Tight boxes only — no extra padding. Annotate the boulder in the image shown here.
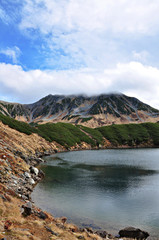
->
[28,178,35,185]
[119,227,149,239]
[22,201,32,216]
[30,166,39,175]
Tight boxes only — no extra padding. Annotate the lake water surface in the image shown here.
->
[32,149,159,238]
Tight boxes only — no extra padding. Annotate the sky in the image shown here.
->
[0,0,159,108]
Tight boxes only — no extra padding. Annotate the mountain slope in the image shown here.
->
[0,112,159,148]
[0,93,159,127]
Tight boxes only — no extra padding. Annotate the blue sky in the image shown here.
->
[0,0,159,108]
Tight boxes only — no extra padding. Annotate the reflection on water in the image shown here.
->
[32,149,159,238]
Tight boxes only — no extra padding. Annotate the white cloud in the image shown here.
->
[17,0,159,69]
[20,0,159,35]
[0,61,159,109]
[0,46,21,64]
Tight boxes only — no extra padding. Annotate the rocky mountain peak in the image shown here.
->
[0,93,159,127]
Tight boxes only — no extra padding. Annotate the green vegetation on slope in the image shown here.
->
[142,122,159,146]
[0,113,37,135]
[78,125,103,145]
[97,123,159,146]
[37,122,95,147]
[0,112,159,148]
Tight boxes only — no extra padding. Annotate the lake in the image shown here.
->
[32,148,159,238]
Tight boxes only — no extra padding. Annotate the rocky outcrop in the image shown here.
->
[119,227,149,239]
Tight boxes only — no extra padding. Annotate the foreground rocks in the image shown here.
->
[119,227,149,239]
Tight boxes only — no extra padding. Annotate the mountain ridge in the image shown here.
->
[0,93,159,127]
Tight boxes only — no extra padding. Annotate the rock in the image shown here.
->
[95,230,108,238]
[30,166,39,175]
[119,227,149,239]
[22,201,32,216]
[45,226,58,236]
[107,233,114,239]
[28,178,35,185]
[36,157,44,162]
[86,227,94,234]
[17,187,22,193]
[21,195,28,200]
[25,185,32,191]
[38,211,47,220]
[24,172,31,178]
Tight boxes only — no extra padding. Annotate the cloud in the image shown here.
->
[0,46,21,64]
[0,61,159,109]
[20,0,159,35]
[16,0,159,69]
[0,7,10,24]
[0,1,158,112]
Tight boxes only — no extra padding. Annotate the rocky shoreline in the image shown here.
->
[0,121,151,239]
[1,152,150,240]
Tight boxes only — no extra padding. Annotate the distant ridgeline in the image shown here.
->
[0,93,159,127]
[0,113,159,148]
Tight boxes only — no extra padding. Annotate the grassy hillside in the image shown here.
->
[78,125,104,145]
[97,123,159,146]
[37,122,95,147]
[0,113,159,148]
[0,113,37,135]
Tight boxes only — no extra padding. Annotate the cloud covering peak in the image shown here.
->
[0,0,159,108]
[0,62,158,109]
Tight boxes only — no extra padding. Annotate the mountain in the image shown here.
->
[0,93,159,127]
